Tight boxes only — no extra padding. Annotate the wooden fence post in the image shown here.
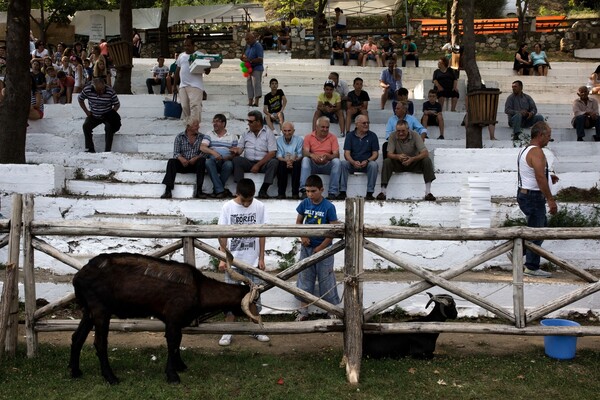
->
[5,194,23,357]
[343,198,364,385]
[0,263,17,360]
[182,237,196,267]
[23,194,38,357]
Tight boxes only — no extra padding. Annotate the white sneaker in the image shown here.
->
[524,268,552,278]
[219,334,232,346]
[251,334,270,342]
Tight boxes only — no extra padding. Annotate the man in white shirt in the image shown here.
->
[146,56,170,94]
[174,37,210,123]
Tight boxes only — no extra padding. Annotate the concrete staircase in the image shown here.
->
[1,53,600,316]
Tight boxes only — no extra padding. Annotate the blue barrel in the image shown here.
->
[540,319,580,360]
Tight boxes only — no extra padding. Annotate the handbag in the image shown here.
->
[163,93,182,119]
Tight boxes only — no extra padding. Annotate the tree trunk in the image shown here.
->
[446,1,451,44]
[516,0,529,45]
[159,0,171,58]
[114,0,133,94]
[462,0,483,149]
[0,0,31,164]
[451,0,460,47]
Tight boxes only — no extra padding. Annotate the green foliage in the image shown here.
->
[503,206,600,227]
[556,186,600,203]
[266,239,300,271]
[390,216,420,227]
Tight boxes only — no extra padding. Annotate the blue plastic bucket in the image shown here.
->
[540,319,580,360]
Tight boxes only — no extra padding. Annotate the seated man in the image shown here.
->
[263,78,287,133]
[378,120,436,201]
[200,113,237,198]
[401,36,419,67]
[146,56,170,94]
[379,60,402,110]
[78,77,121,152]
[392,87,414,115]
[572,86,600,142]
[345,36,362,65]
[340,115,379,200]
[345,77,370,135]
[276,121,303,199]
[232,110,278,199]
[300,116,342,200]
[380,36,397,65]
[160,118,208,199]
[277,21,291,53]
[505,80,544,140]
[361,36,382,67]
[383,101,428,157]
[421,89,445,139]
[330,35,348,66]
[312,80,345,137]
[261,28,274,50]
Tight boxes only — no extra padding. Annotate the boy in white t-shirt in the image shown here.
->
[218,178,270,346]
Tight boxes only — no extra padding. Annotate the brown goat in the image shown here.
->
[69,252,261,384]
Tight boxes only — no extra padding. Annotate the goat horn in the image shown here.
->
[224,248,252,286]
[241,287,263,327]
[425,292,434,309]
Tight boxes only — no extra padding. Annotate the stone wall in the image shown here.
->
[561,20,600,52]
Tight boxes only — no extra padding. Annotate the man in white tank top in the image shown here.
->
[516,121,559,277]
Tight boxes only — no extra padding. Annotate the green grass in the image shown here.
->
[1,344,599,399]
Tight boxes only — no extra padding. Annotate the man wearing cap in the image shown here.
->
[313,80,345,137]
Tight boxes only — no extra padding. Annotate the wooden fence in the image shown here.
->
[2,193,600,383]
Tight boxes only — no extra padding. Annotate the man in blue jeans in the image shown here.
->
[515,121,559,277]
[200,114,236,198]
[505,80,545,140]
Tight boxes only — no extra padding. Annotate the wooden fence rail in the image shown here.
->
[1,194,600,384]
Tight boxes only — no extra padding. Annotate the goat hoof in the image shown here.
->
[104,375,120,385]
[70,368,83,379]
[175,363,188,372]
[167,373,181,384]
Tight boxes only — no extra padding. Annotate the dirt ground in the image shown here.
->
[21,326,600,357]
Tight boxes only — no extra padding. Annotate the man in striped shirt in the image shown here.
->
[78,77,121,152]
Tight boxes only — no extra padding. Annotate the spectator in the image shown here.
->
[572,86,600,142]
[313,80,345,136]
[242,31,263,107]
[31,40,49,63]
[56,70,74,103]
[345,36,362,65]
[217,178,270,346]
[71,55,85,94]
[378,120,436,201]
[73,41,88,61]
[43,66,61,104]
[132,29,142,58]
[401,37,419,67]
[89,45,102,65]
[361,36,382,67]
[379,60,402,109]
[515,121,558,277]
[83,58,93,84]
[78,77,121,153]
[263,78,287,133]
[160,118,208,199]
[330,35,348,66]
[58,56,74,78]
[277,21,291,54]
[513,44,532,76]
[166,51,180,94]
[232,110,278,199]
[275,121,303,199]
[334,7,347,30]
[200,114,237,198]
[328,71,349,108]
[93,55,111,87]
[421,89,445,140]
[294,174,341,322]
[53,42,65,65]
[299,116,341,200]
[504,80,544,140]
[433,56,459,112]
[175,37,211,123]
[146,56,169,95]
[28,75,44,120]
[590,65,600,94]
[261,28,274,50]
[340,114,379,201]
[384,101,428,157]
[345,77,370,135]
[380,36,397,65]
[41,56,55,75]
[530,43,550,76]
[392,87,414,115]
[30,60,46,93]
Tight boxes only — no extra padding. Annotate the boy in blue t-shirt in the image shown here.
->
[295,175,340,321]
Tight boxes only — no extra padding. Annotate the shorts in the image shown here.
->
[322,111,338,123]
[436,89,459,99]
[425,114,439,126]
